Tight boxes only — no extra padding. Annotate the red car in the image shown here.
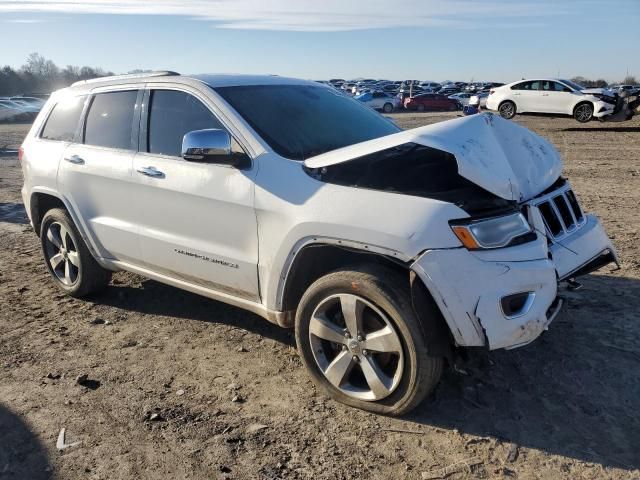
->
[404,93,461,112]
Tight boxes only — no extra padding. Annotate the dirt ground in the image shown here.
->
[1,113,639,480]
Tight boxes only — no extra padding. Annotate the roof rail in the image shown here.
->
[71,70,180,87]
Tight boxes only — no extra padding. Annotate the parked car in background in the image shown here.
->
[486,78,617,122]
[10,96,46,109]
[404,93,460,111]
[448,92,473,106]
[355,91,399,112]
[469,92,489,108]
[380,84,399,93]
[420,81,442,91]
[0,99,39,122]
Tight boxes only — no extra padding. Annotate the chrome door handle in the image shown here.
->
[136,166,164,178]
[64,155,84,165]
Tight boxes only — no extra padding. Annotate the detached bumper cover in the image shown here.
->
[549,214,619,280]
[411,249,558,350]
[592,100,615,118]
[411,214,616,350]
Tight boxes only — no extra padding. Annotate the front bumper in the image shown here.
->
[411,248,559,350]
[592,99,616,118]
[411,214,617,350]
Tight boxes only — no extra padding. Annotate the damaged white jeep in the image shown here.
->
[21,72,618,415]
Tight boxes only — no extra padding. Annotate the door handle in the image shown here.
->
[64,155,85,165]
[136,166,164,178]
[542,93,549,96]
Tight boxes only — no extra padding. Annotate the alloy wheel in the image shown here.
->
[575,104,592,122]
[309,293,404,401]
[44,222,80,286]
[499,102,515,118]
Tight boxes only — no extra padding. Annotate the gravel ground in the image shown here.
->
[1,113,639,480]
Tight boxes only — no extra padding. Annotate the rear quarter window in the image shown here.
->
[40,96,86,142]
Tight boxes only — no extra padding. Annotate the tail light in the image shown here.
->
[18,146,24,162]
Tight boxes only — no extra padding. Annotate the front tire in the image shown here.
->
[295,266,443,415]
[498,100,516,119]
[40,208,111,297]
[417,104,425,112]
[382,102,394,113]
[574,102,593,123]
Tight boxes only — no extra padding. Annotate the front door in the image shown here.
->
[132,88,260,301]
[539,81,577,114]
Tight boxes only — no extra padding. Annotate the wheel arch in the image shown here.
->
[29,189,102,260]
[30,190,68,236]
[573,100,594,113]
[498,99,517,113]
[278,242,453,357]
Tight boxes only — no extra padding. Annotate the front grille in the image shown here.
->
[533,187,585,240]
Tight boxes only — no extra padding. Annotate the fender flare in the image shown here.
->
[273,236,411,311]
[29,187,104,262]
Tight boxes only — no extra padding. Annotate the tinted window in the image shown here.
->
[512,81,540,91]
[553,82,572,92]
[41,96,85,142]
[148,90,225,157]
[215,85,399,160]
[84,91,138,149]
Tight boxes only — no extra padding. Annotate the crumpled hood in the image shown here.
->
[581,87,615,98]
[304,113,562,202]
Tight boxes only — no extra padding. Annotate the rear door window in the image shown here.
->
[512,81,540,91]
[40,96,86,142]
[84,90,138,150]
[147,90,225,157]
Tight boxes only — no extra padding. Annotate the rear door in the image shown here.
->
[131,86,260,301]
[510,81,541,112]
[57,87,142,263]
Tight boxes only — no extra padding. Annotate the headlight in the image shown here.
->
[450,212,533,250]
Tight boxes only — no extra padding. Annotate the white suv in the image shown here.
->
[21,72,618,415]
[486,78,617,122]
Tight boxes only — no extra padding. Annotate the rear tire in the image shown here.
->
[382,102,393,113]
[417,104,425,112]
[40,208,111,297]
[574,102,593,123]
[498,100,516,119]
[295,265,443,416]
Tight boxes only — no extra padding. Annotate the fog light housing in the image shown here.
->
[501,292,535,318]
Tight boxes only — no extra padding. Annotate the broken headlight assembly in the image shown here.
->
[449,212,535,250]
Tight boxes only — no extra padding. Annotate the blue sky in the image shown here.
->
[1,0,638,83]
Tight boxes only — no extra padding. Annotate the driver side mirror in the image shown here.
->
[181,128,241,166]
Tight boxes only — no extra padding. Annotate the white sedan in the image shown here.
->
[449,92,473,106]
[469,92,489,108]
[486,78,616,122]
[354,91,400,113]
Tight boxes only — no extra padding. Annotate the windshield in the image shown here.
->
[214,84,400,160]
[560,79,585,91]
